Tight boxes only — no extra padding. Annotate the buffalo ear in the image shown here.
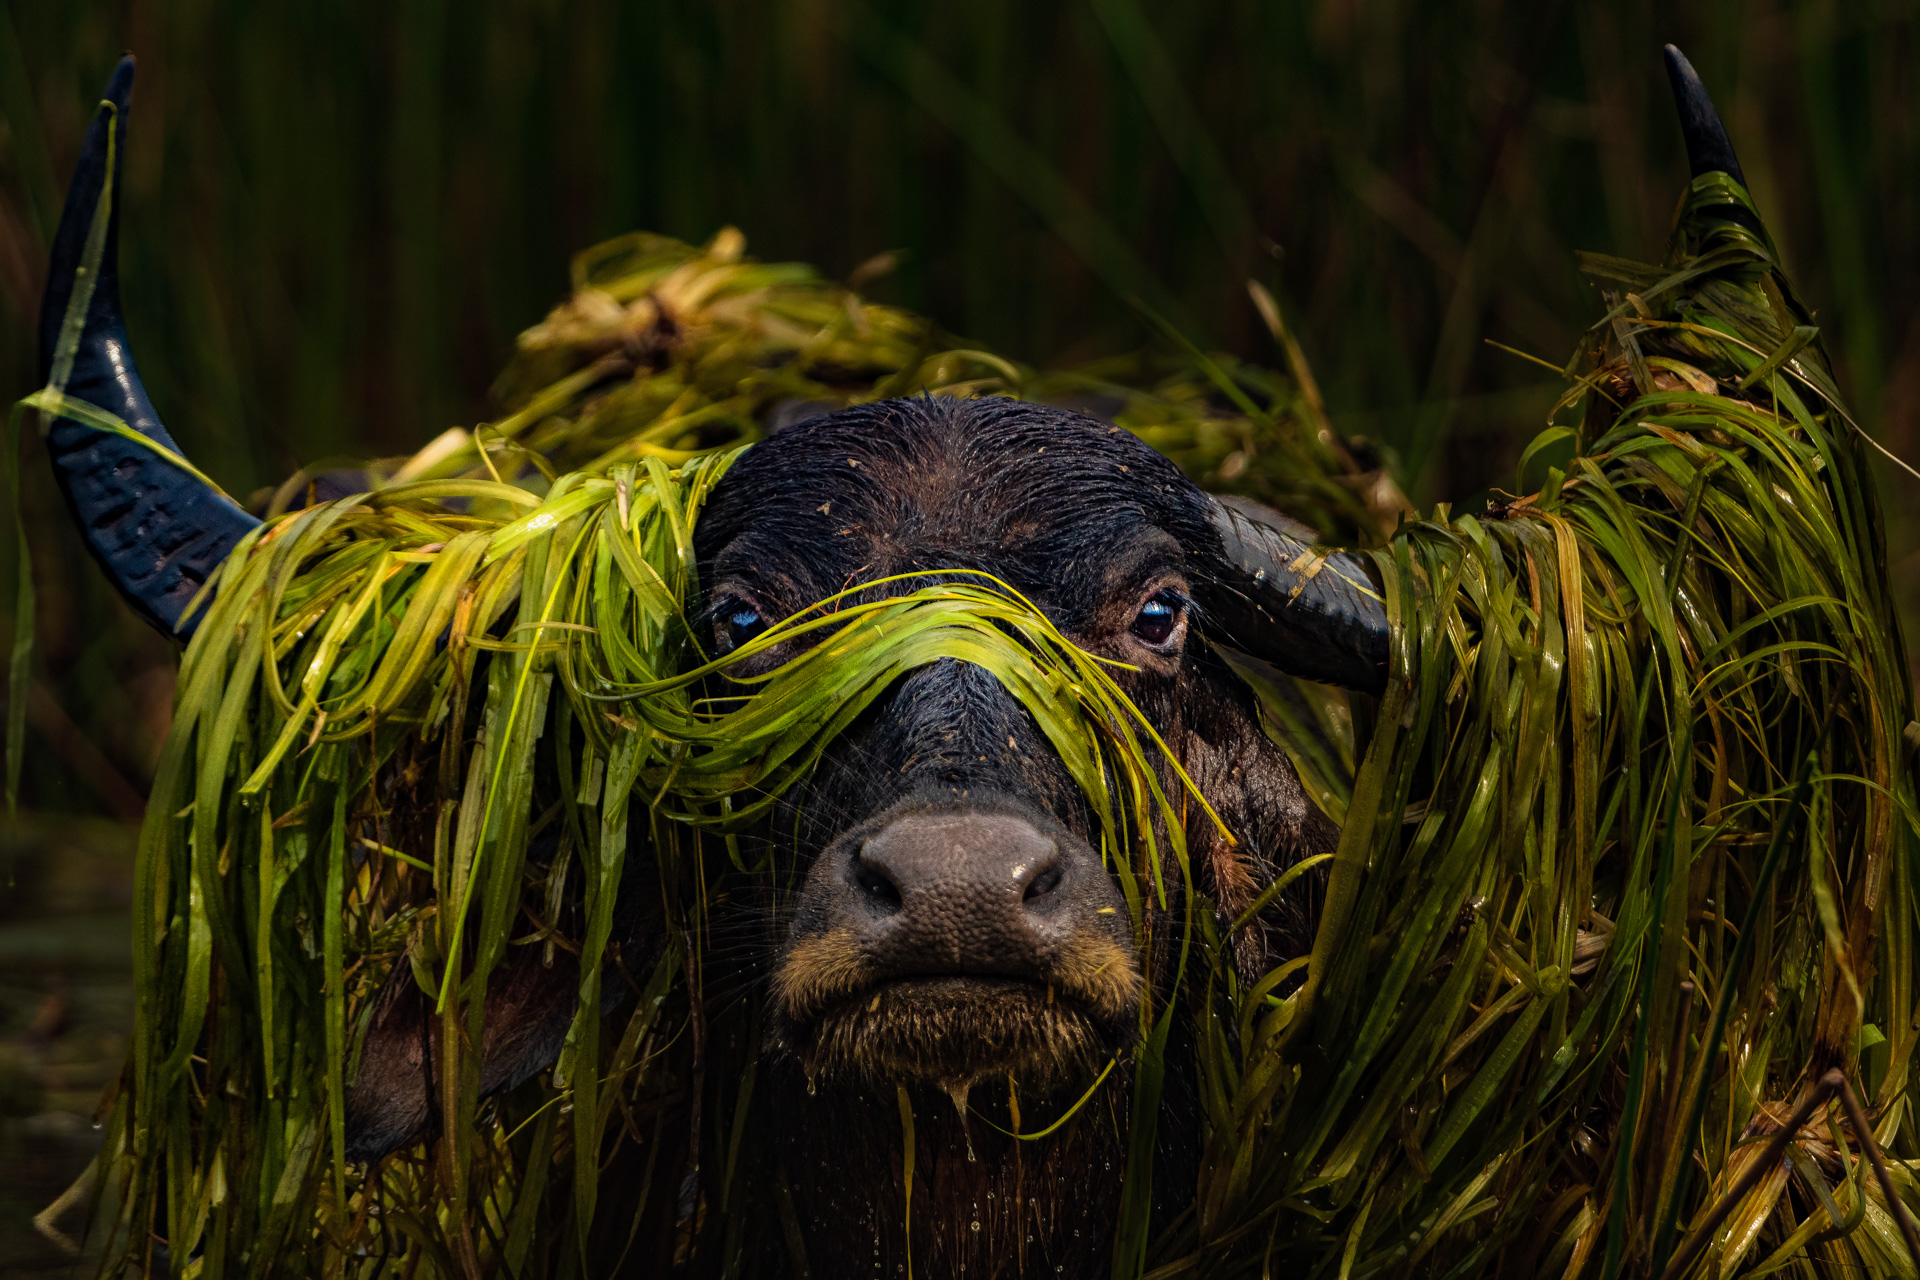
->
[346,827,665,1161]
[345,811,665,1162]
[1176,648,1336,980]
[344,946,582,1162]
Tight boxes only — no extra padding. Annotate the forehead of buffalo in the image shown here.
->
[693,397,1217,626]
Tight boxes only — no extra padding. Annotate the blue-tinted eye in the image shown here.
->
[715,602,765,653]
[1131,590,1184,646]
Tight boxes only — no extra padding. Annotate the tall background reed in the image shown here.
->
[0,0,1913,1267]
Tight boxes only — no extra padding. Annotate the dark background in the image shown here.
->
[0,0,1914,1269]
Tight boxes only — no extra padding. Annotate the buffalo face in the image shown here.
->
[693,395,1338,1105]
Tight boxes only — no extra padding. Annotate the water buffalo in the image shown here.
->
[34,47,1748,1279]
[312,389,1372,1273]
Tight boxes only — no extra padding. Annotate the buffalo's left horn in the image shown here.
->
[1195,496,1389,695]
[37,56,259,637]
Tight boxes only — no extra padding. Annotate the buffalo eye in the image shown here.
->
[714,600,766,654]
[1130,589,1186,647]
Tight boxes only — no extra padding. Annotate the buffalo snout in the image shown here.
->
[773,802,1141,1090]
[849,812,1116,975]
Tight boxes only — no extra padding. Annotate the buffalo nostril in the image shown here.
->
[854,863,903,914]
[1021,861,1064,903]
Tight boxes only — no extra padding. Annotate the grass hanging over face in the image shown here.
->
[101,444,1232,1275]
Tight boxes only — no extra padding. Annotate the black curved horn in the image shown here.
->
[1663,44,1748,188]
[36,56,259,637]
[1196,497,1389,695]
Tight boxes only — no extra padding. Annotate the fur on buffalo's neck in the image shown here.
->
[765,1058,1139,1277]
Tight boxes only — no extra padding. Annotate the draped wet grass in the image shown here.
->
[286,223,1406,547]
[133,479,1220,1275]
[48,149,1918,1278]
[1212,177,1920,1279]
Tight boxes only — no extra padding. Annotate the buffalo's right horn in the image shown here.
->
[37,56,259,637]
[1661,44,1766,244]
[1662,44,1747,187]
[1194,46,1765,696]
[1195,496,1389,696]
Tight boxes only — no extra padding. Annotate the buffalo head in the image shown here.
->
[693,396,1368,1101]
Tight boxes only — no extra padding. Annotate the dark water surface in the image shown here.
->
[0,816,136,1276]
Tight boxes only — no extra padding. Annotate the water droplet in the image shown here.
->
[971,1220,982,1232]
[946,1079,977,1161]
